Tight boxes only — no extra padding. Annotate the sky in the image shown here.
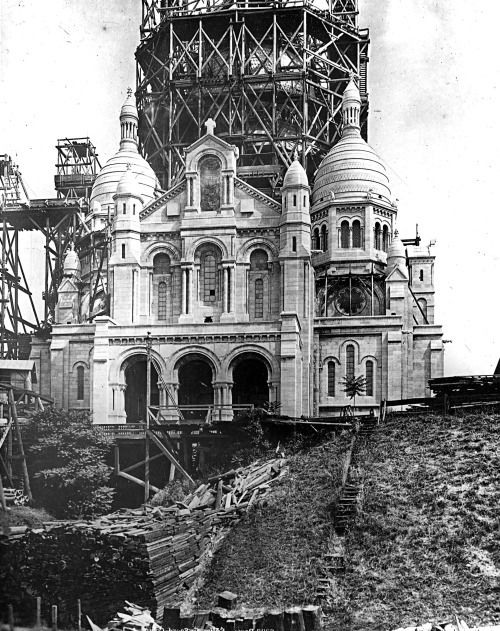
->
[1,0,499,376]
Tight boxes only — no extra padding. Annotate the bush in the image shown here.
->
[26,409,115,519]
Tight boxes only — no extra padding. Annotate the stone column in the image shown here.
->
[109,383,126,424]
[181,267,187,315]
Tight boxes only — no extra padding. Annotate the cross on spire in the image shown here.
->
[205,118,216,135]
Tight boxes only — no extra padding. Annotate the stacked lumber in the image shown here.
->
[392,621,500,631]
[180,457,287,511]
[0,457,286,627]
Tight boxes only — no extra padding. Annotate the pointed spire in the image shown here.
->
[342,75,361,137]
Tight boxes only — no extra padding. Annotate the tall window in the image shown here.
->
[158,282,167,320]
[374,223,381,250]
[327,362,335,396]
[346,344,355,380]
[313,228,320,250]
[352,220,361,248]
[340,220,350,248]
[365,360,374,396]
[76,365,84,401]
[255,279,264,318]
[200,155,221,211]
[382,225,389,252]
[202,253,217,302]
[419,269,424,281]
[321,224,328,251]
[250,249,268,271]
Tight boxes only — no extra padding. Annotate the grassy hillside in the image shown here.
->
[195,433,353,608]
[194,412,500,630]
[342,412,500,630]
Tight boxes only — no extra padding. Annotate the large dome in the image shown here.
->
[90,91,159,211]
[312,79,391,206]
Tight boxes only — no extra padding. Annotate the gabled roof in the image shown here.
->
[386,265,408,282]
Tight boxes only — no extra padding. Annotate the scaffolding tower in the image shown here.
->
[0,156,39,359]
[136,0,369,195]
[54,137,101,201]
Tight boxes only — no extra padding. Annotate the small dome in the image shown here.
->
[283,158,309,189]
[387,230,406,263]
[63,245,80,276]
[90,91,159,211]
[115,165,143,199]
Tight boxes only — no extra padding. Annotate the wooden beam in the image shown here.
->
[147,430,195,488]
[8,388,32,501]
[117,470,160,494]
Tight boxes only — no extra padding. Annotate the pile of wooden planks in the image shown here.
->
[182,457,287,511]
[0,457,286,627]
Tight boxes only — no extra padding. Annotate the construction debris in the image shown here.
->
[391,618,500,631]
[0,457,286,626]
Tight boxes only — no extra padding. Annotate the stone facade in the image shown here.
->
[31,83,444,422]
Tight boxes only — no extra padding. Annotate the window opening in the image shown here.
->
[365,360,374,396]
[374,223,381,250]
[346,345,355,380]
[153,253,170,275]
[327,362,335,396]
[292,237,297,252]
[341,220,350,248]
[123,203,126,214]
[76,366,84,400]
[255,278,264,318]
[158,281,167,320]
[352,220,361,248]
[321,224,328,251]
[419,269,424,282]
[382,225,389,252]
[200,155,221,211]
[203,253,217,302]
[121,244,126,259]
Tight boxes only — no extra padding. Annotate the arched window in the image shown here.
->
[200,155,221,211]
[254,279,264,318]
[321,224,328,252]
[382,225,389,252]
[158,282,167,320]
[250,249,268,271]
[327,361,335,397]
[374,223,381,250]
[76,365,84,401]
[153,253,170,275]
[340,220,350,249]
[352,220,361,248]
[313,228,320,250]
[292,237,297,252]
[365,360,374,396]
[346,344,355,380]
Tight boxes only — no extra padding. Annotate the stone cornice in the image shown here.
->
[234,178,282,213]
[140,181,186,220]
[109,332,280,345]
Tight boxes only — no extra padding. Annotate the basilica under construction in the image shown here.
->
[1,0,444,424]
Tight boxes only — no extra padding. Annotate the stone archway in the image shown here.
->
[123,355,159,423]
[176,354,215,421]
[231,353,269,408]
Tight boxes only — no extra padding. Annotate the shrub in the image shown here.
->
[26,409,115,519]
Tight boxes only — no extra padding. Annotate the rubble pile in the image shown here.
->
[0,458,286,625]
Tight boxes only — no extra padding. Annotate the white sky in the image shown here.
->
[1,0,499,376]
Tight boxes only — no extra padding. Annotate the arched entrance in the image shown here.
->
[124,356,159,423]
[177,355,214,421]
[232,354,269,408]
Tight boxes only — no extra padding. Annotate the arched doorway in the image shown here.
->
[232,355,269,408]
[124,356,159,423]
[177,355,214,421]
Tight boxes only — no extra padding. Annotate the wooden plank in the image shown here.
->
[147,430,195,487]
[117,471,160,494]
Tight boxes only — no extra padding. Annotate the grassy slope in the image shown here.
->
[342,412,500,630]
[195,433,353,608]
